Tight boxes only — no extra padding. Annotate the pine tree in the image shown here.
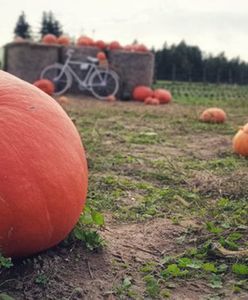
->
[40,11,63,37]
[14,12,31,39]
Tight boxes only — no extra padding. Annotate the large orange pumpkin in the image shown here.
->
[57,35,70,45]
[154,89,172,104]
[233,123,248,156]
[33,79,55,96]
[132,86,153,102]
[42,34,57,44]
[200,108,227,123]
[0,71,88,257]
[77,36,94,47]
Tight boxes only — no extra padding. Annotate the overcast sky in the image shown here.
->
[1,0,248,61]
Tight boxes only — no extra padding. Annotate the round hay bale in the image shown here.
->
[108,50,154,100]
[4,42,60,83]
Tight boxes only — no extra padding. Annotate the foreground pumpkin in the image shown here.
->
[0,71,88,257]
[154,89,172,104]
[132,86,153,102]
[42,34,57,44]
[233,123,248,156]
[33,79,55,96]
[200,108,227,123]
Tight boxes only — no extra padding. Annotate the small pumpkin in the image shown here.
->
[0,71,88,257]
[133,44,149,52]
[109,41,122,50]
[154,89,172,104]
[77,36,94,47]
[42,34,57,44]
[97,51,107,61]
[95,40,106,50]
[233,123,248,156]
[33,79,55,96]
[57,35,70,45]
[106,95,116,102]
[57,96,69,105]
[200,108,227,123]
[132,86,153,102]
[144,97,160,105]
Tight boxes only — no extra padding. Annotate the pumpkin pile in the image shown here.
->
[132,85,172,105]
[40,34,150,53]
[0,71,88,257]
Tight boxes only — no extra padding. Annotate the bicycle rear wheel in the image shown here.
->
[40,64,72,96]
[89,70,119,100]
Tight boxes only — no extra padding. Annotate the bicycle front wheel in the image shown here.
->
[40,64,72,96]
[89,70,119,100]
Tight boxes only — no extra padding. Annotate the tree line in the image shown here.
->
[13,12,248,85]
[154,41,248,85]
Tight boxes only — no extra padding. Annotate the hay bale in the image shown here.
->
[4,42,59,83]
[60,46,99,94]
[108,50,155,99]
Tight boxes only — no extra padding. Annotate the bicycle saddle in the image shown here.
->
[87,56,98,64]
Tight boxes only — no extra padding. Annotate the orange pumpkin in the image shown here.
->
[200,108,227,123]
[0,71,88,257]
[97,51,107,61]
[133,44,149,52]
[77,36,94,47]
[154,89,172,104]
[57,35,70,45]
[133,86,153,102]
[144,97,160,105]
[106,95,116,102]
[233,123,248,156]
[95,40,106,50]
[109,41,122,50]
[42,34,57,44]
[57,96,69,105]
[33,79,55,96]
[124,45,134,52]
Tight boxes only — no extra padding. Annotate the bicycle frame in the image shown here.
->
[58,54,108,90]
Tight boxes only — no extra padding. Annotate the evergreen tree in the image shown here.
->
[40,11,63,37]
[14,12,31,39]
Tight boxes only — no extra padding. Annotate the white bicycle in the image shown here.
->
[40,49,119,99]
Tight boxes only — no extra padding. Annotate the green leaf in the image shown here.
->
[202,263,217,273]
[162,264,188,278]
[206,222,223,234]
[209,274,223,289]
[0,255,13,269]
[232,264,248,276]
[91,211,105,226]
[122,276,132,289]
[177,257,192,268]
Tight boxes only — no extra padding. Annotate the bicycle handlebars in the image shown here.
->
[66,49,75,56]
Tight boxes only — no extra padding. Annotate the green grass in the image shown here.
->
[65,89,248,296]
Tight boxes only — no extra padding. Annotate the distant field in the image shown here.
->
[155,80,248,106]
